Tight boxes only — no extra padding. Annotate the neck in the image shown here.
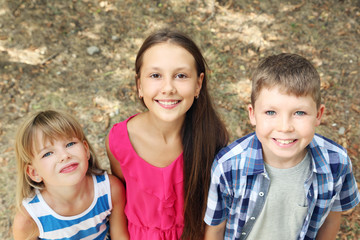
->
[42,175,92,204]
[263,150,307,169]
[143,112,184,143]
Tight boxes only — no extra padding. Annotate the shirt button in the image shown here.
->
[250,217,256,220]
[259,192,264,197]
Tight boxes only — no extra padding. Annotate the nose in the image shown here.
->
[277,115,294,132]
[161,76,176,95]
[59,149,71,162]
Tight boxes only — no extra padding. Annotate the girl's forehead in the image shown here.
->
[32,128,77,150]
[141,43,196,70]
[32,129,55,150]
[145,42,192,58]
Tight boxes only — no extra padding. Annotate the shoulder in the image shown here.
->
[214,132,257,165]
[310,134,350,164]
[108,174,124,190]
[13,206,39,239]
[312,134,348,156]
[211,133,259,179]
[107,115,138,151]
[108,115,134,136]
[310,134,354,178]
[108,174,125,206]
[108,114,141,144]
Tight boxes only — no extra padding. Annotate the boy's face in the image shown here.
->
[248,86,325,168]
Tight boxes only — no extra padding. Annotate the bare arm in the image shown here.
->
[108,174,129,239]
[105,134,125,182]
[13,207,39,240]
[204,221,226,240]
[316,211,342,240]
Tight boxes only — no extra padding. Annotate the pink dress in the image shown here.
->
[108,115,184,240]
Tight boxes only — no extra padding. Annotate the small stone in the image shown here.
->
[111,35,120,42]
[338,127,345,135]
[87,46,100,55]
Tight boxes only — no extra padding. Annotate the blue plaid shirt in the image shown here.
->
[204,133,360,240]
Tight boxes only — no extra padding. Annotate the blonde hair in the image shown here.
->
[251,53,321,108]
[15,110,103,209]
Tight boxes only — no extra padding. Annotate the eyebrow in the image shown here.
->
[143,66,193,72]
[259,102,314,109]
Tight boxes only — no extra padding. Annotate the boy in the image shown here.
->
[204,53,359,240]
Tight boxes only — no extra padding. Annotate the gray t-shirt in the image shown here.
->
[247,152,311,240]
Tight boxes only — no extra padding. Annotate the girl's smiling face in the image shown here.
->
[27,129,90,188]
[248,86,325,168]
[137,42,203,124]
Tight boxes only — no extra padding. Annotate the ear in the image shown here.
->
[315,104,325,126]
[83,140,91,160]
[26,165,43,183]
[248,104,257,126]
[136,74,143,98]
[195,73,204,97]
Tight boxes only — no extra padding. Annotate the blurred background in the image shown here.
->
[0,0,359,239]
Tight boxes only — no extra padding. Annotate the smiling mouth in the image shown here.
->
[60,163,79,173]
[156,100,181,106]
[274,139,297,144]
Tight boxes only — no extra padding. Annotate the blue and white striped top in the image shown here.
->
[23,172,112,240]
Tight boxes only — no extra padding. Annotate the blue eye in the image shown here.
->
[42,152,52,158]
[66,142,76,147]
[265,111,276,116]
[295,111,306,116]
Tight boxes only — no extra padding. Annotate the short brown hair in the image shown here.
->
[251,53,321,108]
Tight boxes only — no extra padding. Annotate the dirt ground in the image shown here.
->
[0,0,359,239]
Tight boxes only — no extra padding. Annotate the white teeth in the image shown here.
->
[158,100,179,105]
[276,139,295,144]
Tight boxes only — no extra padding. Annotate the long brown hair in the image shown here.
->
[135,29,229,239]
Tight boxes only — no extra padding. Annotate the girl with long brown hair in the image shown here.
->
[106,29,228,239]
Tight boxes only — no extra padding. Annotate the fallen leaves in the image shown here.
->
[0,45,46,65]
[351,104,360,114]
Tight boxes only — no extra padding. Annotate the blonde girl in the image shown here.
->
[13,110,129,240]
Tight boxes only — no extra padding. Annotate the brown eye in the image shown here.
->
[150,73,161,78]
[175,73,187,79]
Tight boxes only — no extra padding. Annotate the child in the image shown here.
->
[204,53,360,240]
[12,110,129,240]
[106,29,229,240]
